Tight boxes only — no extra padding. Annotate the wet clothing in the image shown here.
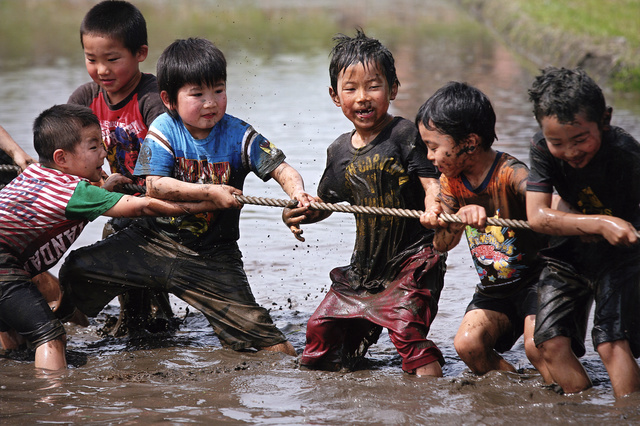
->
[440,152,546,297]
[60,113,290,350]
[527,127,640,355]
[301,117,446,372]
[69,73,170,333]
[0,164,123,347]
[439,152,546,353]
[68,73,165,185]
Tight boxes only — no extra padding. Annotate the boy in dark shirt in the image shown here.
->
[285,30,446,376]
[526,66,640,397]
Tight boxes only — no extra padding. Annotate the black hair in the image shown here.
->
[528,67,606,126]
[329,29,398,93]
[415,81,497,149]
[157,38,227,118]
[80,0,148,55]
[33,104,100,163]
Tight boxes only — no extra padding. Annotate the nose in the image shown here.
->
[97,61,109,76]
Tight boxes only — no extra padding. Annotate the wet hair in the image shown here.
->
[33,104,99,163]
[157,38,227,119]
[415,81,497,149]
[80,0,148,55]
[528,66,606,126]
[329,28,399,93]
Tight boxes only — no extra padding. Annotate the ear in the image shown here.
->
[600,106,612,131]
[389,81,399,101]
[136,45,149,62]
[464,134,481,153]
[160,90,173,110]
[52,148,68,169]
[329,87,341,107]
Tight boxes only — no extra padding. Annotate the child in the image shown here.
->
[526,66,640,397]
[59,37,314,356]
[0,104,239,369]
[284,30,447,376]
[68,0,171,335]
[416,82,551,382]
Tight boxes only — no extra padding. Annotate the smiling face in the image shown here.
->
[82,33,147,105]
[163,82,227,140]
[539,112,602,169]
[63,125,107,182]
[418,121,470,178]
[330,61,397,144]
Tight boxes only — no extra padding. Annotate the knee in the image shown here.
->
[454,332,485,361]
[538,336,570,361]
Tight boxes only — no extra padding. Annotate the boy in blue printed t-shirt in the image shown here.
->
[60,38,314,356]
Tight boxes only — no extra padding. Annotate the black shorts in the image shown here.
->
[534,254,640,358]
[0,276,65,349]
[465,282,538,353]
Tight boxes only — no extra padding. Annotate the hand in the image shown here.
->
[420,201,444,229]
[599,217,639,246]
[209,184,244,210]
[101,173,133,192]
[282,203,309,242]
[456,204,488,231]
[12,151,35,171]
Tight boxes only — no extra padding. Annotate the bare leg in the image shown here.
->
[597,339,640,397]
[0,330,24,350]
[538,335,591,394]
[34,338,67,370]
[454,309,515,375]
[415,360,443,377]
[260,340,297,356]
[523,315,553,383]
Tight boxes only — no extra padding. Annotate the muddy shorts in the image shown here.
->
[534,254,640,358]
[465,280,538,353]
[0,261,65,349]
[59,225,288,351]
[301,246,446,372]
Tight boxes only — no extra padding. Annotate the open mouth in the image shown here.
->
[356,108,374,119]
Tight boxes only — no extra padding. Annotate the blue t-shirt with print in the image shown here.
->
[134,112,285,251]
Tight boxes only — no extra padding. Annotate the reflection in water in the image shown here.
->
[1,0,640,423]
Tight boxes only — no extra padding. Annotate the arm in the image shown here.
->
[145,175,243,209]
[104,190,240,218]
[526,190,638,246]
[270,161,324,242]
[419,177,464,252]
[0,125,35,171]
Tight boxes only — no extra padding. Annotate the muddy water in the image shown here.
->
[2,1,640,424]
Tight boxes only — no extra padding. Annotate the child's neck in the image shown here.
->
[462,149,498,189]
[351,114,394,149]
[106,71,143,105]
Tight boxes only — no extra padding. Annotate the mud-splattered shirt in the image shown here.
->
[527,126,640,267]
[68,73,165,185]
[0,164,123,278]
[134,112,285,252]
[317,117,438,291]
[440,152,545,297]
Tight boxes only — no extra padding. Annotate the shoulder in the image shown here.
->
[67,81,101,105]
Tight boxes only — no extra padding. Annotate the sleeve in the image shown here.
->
[246,131,286,181]
[526,132,555,194]
[65,181,125,221]
[133,117,176,178]
[67,82,97,106]
[408,131,439,179]
[137,74,166,128]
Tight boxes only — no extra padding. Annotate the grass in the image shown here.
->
[509,0,640,91]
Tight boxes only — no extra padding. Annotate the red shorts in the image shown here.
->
[301,246,446,372]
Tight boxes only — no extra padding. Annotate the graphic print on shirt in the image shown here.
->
[577,186,613,216]
[466,212,524,283]
[170,156,231,237]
